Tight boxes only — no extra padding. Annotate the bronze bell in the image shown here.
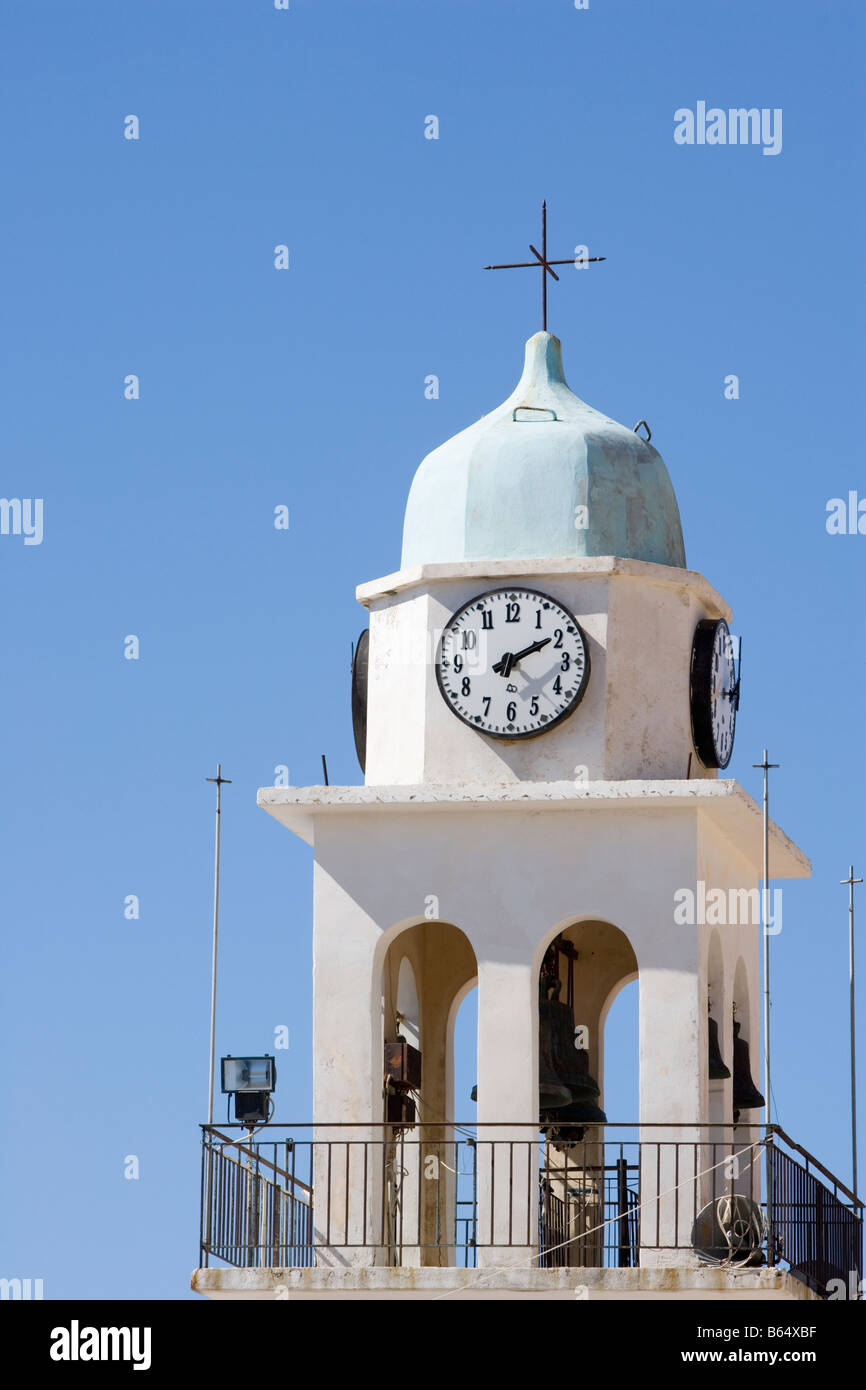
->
[539,984,606,1125]
[708,1015,731,1080]
[732,1021,765,1111]
[542,1037,607,1140]
[539,995,571,1109]
[548,997,602,1106]
[548,1092,608,1126]
[549,1027,608,1126]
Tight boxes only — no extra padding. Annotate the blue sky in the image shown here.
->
[2,0,863,1299]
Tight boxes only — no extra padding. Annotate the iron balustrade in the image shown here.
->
[768,1128,863,1298]
[202,1129,313,1269]
[538,1156,639,1269]
[199,1122,861,1296]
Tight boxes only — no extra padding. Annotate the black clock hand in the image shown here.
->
[509,637,552,667]
[492,638,552,677]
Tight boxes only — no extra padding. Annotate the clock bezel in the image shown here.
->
[435,585,591,742]
[689,616,737,770]
[351,628,369,773]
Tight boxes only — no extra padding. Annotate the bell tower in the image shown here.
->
[190,213,866,1300]
[244,321,815,1298]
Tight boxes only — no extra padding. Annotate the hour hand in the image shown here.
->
[492,637,551,677]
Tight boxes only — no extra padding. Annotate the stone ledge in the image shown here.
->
[256,779,811,878]
[355,556,730,621]
[191,1264,817,1302]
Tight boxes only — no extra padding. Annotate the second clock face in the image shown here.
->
[690,617,738,770]
[436,587,590,740]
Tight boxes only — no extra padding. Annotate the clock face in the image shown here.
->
[690,618,739,769]
[436,587,590,740]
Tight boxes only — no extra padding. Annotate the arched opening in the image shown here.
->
[732,955,763,1126]
[534,918,639,1269]
[451,983,478,1266]
[534,918,639,1123]
[452,982,478,1124]
[380,921,477,1266]
[603,978,639,1122]
[381,920,477,1126]
[730,955,763,1205]
[707,930,727,1127]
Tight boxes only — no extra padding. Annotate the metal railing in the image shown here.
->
[199,1122,862,1296]
[202,1129,313,1268]
[539,1156,639,1268]
[768,1128,862,1298]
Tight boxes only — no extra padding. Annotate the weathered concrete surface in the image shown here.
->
[191,1264,818,1301]
[401,333,686,570]
[255,777,808,1232]
[354,557,729,785]
[257,778,811,883]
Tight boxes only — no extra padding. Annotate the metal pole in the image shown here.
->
[247,1138,257,1267]
[616,1155,630,1267]
[762,757,770,1121]
[765,1133,776,1267]
[202,764,230,1263]
[541,200,547,331]
[842,866,862,1197]
[753,750,778,1123]
[206,764,231,1123]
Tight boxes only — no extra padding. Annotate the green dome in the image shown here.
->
[401,332,686,569]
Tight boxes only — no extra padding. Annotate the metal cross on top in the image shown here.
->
[484,201,605,331]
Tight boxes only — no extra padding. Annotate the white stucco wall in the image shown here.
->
[358,557,730,785]
[260,781,808,1137]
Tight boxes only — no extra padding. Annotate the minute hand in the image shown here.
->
[492,637,552,677]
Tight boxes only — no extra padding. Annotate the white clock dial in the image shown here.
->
[690,618,739,769]
[436,588,590,740]
[710,622,737,766]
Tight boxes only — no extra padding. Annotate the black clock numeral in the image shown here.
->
[560,653,570,672]
[461,677,471,696]
[505,602,520,623]
[453,654,463,672]
[535,609,542,629]
[530,696,539,716]
[553,628,563,648]
[482,696,491,716]
[507,701,517,721]
[481,610,493,630]
[553,675,562,694]
[462,631,476,650]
